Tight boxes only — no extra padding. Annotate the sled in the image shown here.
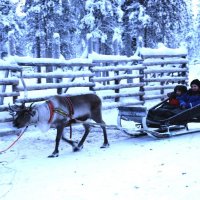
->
[117,100,200,139]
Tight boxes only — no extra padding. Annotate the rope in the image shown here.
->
[64,97,74,139]
[0,126,28,154]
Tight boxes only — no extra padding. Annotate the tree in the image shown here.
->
[141,0,192,48]
[24,0,59,58]
[80,0,124,55]
[121,1,150,56]
[24,0,80,58]
[193,1,200,58]
[0,0,21,55]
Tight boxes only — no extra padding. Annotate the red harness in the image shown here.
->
[46,97,74,138]
[47,100,55,123]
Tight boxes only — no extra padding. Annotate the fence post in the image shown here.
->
[0,31,16,105]
[114,62,120,102]
[52,33,62,94]
[139,59,145,104]
[8,31,16,56]
[35,35,41,83]
[46,35,54,83]
[87,37,93,55]
[179,42,188,86]
[52,33,60,59]
[181,55,188,86]
[160,57,165,101]
[89,65,95,92]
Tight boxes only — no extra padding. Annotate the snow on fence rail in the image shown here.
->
[0,46,188,135]
[91,57,145,108]
[140,45,188,101]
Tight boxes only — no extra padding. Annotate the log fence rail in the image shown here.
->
[0,46,188,135]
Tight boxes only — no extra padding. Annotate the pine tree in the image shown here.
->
[24,0,86,58]
[80,0,123,54]
[193,1,200,58]
[121,1,150,56]
[141,0,191,48]
[0,0,20,56]
[24,0,58,57]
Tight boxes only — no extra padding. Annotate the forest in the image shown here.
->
[0,0,199,60]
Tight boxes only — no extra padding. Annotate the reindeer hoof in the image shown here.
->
[48,153,59,158]
[100,143,109,148]
[73,145,83,152]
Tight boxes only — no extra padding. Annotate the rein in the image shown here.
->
[0,126,28,154]
[46,97,74,139]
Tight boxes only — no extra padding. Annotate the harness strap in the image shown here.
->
[54,108,69,117]
[64,97,74,139]
[65,97,74,115]
[47,100,54,123]
[46,97,74,138]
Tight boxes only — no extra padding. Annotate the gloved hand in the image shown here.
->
[180,102,192,109]
[185,103,192,109]
[179,102,187,109]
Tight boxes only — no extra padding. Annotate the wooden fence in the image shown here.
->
[0,46,188,135]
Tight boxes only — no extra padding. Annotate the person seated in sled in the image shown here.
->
[179,79,200,109]
[163,85,188,109]
[147,84,187,122]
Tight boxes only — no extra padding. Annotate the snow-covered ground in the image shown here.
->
[1,107,200,200]
[1,54,200,200]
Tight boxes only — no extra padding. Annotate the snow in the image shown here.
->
[88,52,141,61]
[1,46,200,200]
[13,56,93,65]
[140,43,188,56]
[1,115,200,200]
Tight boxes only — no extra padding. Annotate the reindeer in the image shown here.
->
[9,94,109,157]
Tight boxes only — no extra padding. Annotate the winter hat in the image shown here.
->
[190,79,200,87]
[174,85,187,93]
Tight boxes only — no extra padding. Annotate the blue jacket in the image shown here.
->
[178,89,200,108]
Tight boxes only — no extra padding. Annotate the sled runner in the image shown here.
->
[117,99,200,139]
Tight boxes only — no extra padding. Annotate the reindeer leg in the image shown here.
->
[100,122,109,148]
[91,106,109,148]
[73,124,90,152]
[62,135,78,150]
[48,126,64,158]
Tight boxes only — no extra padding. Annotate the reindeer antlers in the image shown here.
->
[8,102,26,116]
[8,102,35,118]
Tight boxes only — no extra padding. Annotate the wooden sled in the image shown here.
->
[117,103,200,139]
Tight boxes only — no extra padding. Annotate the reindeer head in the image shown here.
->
[9,103,35,128]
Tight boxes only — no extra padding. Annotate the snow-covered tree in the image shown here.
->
[140,0,192,49]
[24,0,60,57]
[12,0,195,59]
[193,1,200,59]
[24,0,81,58]
[121,1,150,56]
[0,0,22,56]
[80,0,124,55]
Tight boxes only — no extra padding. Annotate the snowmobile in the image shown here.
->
[117,98,200,138]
